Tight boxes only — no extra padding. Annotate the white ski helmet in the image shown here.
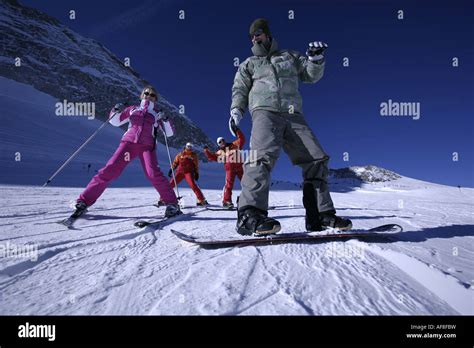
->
[185,142,193,149]
[216,137,225,145]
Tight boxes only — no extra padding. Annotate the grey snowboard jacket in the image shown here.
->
[231,38,325,115]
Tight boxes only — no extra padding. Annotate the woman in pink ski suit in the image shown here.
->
[76,86,179,215]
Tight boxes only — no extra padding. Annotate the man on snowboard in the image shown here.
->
[229,18,352,235]
[204,122,245,209]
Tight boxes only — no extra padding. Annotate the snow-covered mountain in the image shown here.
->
[0,0,215,150]
[329,166,410,193]
[330,165,402,183]
[271,166,405,191]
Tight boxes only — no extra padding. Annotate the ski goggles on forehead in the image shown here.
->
[143,91,157,98]
[249,28,264,39]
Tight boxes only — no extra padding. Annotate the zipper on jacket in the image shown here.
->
[268,55,282,111]
[136,112,147,143]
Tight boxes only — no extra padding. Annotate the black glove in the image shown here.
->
[194,171,199,181]
[168,169,173,178]
[230,119,240,135]
[306,41,328,62]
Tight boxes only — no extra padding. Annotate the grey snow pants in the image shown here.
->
[238,109,336,214]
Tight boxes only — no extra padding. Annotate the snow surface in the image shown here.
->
[0,182,473,315]
[0,77,473,315]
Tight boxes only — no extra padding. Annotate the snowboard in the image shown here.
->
[171,224,403,248]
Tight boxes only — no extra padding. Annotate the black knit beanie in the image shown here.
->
[249,18,271,37]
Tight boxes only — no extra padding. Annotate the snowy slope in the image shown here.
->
[0,178,472,315]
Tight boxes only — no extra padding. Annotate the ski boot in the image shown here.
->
[165,203,182,218]
[154,200,165,208]
[236,206,281,236]
[59,200,88,228]
[154,199,165,208]
[75,201,88,215]
[222,201,234,209]
[196,199,209,207]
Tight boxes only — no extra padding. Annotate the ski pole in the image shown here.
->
[161,126,181,201]
[42,114,116,187]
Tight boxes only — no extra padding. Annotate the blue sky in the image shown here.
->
[22,0,474,187]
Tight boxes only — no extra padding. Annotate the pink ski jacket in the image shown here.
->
[109,100,166,147]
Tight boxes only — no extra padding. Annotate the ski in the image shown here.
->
[205,206,277,212]
[155,203,220,210]
[134,207,208,228]
[171,224,403,248]
[134,213,182,228]
[206,207,236,211]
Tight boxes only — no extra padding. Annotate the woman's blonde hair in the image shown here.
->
[140,85,159,100]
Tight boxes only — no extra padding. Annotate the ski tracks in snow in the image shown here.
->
[0,185,472,315]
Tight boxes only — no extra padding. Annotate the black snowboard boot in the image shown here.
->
[320,211,352,231]
[303,182,323,231]
[236,206,281,236]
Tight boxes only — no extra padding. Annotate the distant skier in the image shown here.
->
[159,142,208,206]
[74,86,181,218]
[229,18,352,235]
[204,122,245,209]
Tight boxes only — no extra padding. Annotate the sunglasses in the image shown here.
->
[143,91,157,98]
[249,28,264,39]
